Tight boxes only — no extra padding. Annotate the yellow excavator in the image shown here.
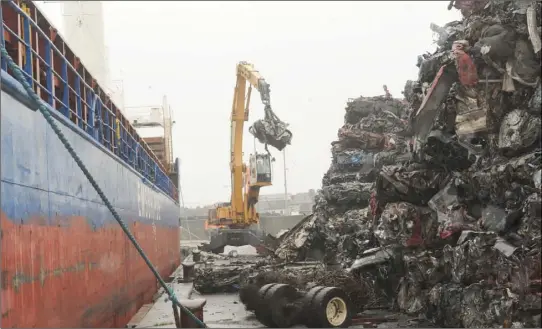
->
[202,62,292,254]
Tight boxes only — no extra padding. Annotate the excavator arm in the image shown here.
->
[203,62,291,253]
[230,62,290,225]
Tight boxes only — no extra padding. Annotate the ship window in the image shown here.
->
[256,157,271,175]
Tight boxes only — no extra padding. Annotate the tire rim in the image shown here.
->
[326,296,347,326]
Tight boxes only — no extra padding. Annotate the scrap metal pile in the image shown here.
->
[274,1,542,327]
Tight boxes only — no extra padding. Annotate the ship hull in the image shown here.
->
[1,73,181,327]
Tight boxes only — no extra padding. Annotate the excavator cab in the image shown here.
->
[249,153,272,186]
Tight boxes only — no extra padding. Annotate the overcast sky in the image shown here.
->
[36,1,461,207]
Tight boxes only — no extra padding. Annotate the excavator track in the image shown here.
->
[200,228,265,254]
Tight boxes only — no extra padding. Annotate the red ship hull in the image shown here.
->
[2,215,179,328]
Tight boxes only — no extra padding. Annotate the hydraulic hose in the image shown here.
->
[0,45,207,328]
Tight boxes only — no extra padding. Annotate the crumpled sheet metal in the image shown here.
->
[428,177,481,238]
[326,210,377,266]
[507,39,541,88]
[336,127,388,151]
[404,251,446,287]
[274,215,318,261]
[517,192,542,247]
[517,296,542,328]
[412,38,482,159]
[412,65,458,158]
[509,251,542,300]
[312,191,340,218]
[249,118,292,151]
[471,151,541,208]
[332,132,408,155]
[420,129,474,170]
[426,282,464,327]
[397,250,447,315]
[445,231,504,285]
[417,52,451,85]
[411,8,542,158]
[327,208,376,264]
[242,262,327,291]
[441,230,541,297]
[431,21,465,49]
[526,3,541,54]
[355,110,409,135]
[350,246,396,272]
[328,149,412,182]
[374,150,412,168]
[529,82,541,113]
[194,263,259,294]
[461,284,518,328]
[375,164,450,206]
[480,205,523,234]
[349,246,405,309]
[322,168,363,186]
[427,282,519,328]
[344,95,409,125]
[498,109,541,156]
[453,84,492,139]
[322,181,373,208]
[451,0,490,17]
[275,208,378,266]
[472,24,517,60]
[332,149,375,170]
[397,279,428,315]
[534,170,541,189]
[374,202,439,247]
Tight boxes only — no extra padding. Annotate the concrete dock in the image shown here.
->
[134,281,261,328]
[132,244,262,328]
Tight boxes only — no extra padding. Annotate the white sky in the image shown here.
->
[35,1,461,207]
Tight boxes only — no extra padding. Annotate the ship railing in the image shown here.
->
[0,1,178,202]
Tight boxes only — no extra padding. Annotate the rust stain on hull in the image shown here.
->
[1,213,180,328]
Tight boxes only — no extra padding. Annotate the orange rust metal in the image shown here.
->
[1,213,180,328]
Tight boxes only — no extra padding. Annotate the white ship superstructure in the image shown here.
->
[60,1,125,110]
[125,96,175,173]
